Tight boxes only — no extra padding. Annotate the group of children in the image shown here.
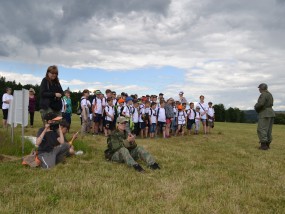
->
[79,89,215,138]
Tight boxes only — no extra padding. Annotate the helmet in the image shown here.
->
[258,83,268,90]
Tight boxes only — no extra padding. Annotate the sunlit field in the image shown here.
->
[0,112,284,214]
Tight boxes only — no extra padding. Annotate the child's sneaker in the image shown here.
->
[75,150,84,155]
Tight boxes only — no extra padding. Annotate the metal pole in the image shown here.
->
[10,98,15,144]
[22,89,25,158]
[11,124,14,144]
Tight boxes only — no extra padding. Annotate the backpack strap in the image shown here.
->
[120,106,124,116]
[199,103,206,111]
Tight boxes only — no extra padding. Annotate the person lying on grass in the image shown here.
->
[104,116,160,173]
[36,112,70,169]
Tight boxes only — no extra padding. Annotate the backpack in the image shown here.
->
[187,109,196,119]
[119,106,125,116]
[103,105,114,120]
[76,98,85,115]
[150,108,156,117]
[177,111,186,121]
[156,108,166,119]
[22,149,41,167]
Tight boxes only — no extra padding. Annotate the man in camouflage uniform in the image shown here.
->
[105,116,160,172]
[254,83,275,150]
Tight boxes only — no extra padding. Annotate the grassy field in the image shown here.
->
[0,112,285,214]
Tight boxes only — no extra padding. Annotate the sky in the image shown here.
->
[0,0,285,110]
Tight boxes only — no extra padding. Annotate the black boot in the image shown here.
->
[133,164,145,173]
[149,162,161,170]
[259,143,269,150]
[266,142,271,149]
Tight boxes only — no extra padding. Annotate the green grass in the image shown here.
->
[0,112,285,213]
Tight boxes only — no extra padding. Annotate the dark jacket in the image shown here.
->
[39,78,63,110]
[28,96,36,112]
[107,130,137,153]
[254,90,275,118]
[165,103,175,119]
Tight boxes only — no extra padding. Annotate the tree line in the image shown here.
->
[1,76,285,124]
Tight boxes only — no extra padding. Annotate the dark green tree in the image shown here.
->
[274,113,285,124]
[213,104,226,122]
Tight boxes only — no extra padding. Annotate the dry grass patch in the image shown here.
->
[0,112,285,213]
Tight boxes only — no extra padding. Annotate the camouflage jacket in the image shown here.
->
[254,90,275,118]
[107,130,137,153]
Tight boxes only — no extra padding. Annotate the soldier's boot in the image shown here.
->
[266,142,271,149]
[259,143,269,150]
[149,162,161,170]
[133,164,145,173]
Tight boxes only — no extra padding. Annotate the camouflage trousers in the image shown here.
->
[111,146,155,167]
[257,117,274,144]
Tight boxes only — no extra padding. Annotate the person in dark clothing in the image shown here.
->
[39,65,63,125]
[254,83,275,150]
[36,112,69,169]
[28,88,36,128]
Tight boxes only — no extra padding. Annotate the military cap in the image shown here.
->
[116,116,128,124]
[258,83,268,90]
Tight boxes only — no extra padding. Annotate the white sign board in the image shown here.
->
[7,89,29,127]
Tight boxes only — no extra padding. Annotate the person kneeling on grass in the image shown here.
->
[36,112,70,169]
[104,116,160,173]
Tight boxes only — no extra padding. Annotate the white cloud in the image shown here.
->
[0,71,42,85]
[1,0,285,110]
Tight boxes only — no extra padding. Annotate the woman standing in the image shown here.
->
[165,98,175,138]
[28,88,36,128]
[39,65,63,125]
[2,87,13,128]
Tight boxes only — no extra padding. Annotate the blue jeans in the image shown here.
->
[150,123,156,133]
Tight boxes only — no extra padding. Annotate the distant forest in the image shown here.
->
[1,76,285,124]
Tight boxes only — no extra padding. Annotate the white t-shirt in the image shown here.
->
[195,111,201,122]
[138,107,145,123]
[81,97,90,115]
[177,111,186,125]
[187,109,195,120]
[105,105,114,121]
[132,107,139,123]
[123,105,133,118]
[149,108,157,124]
[157,107,166,122]
[112,99,117,106]
[117,105,123,116]
[179,97,187,104]
[61,98,67,113]
[92,97,103,114]
[2,93,13,109]
[145,107,150,115]
[207,107,215,121]
[197,102,208,119]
